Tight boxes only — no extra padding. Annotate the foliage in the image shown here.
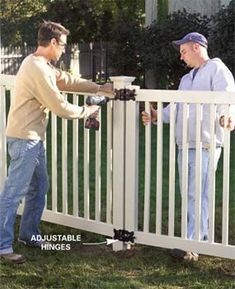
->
[42,0,111,43]
[0,0,234,88]
[209,0,235,75]
[0,0,144,45]
[0,0,47,46]
[108,0,145,84]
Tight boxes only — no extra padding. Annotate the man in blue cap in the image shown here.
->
[142,32,235,261]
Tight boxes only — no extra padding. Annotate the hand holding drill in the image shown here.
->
[85,85,136,130]
[85,95,110,130]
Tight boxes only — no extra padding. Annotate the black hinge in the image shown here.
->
[113,229,135,243]
[114,88,136,101]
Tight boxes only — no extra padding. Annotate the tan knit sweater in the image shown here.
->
[6,54,100,141]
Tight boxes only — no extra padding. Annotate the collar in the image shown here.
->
[189,59,211,79]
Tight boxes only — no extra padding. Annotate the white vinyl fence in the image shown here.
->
[0,74,234,259]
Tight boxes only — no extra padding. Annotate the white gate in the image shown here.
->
[0,74,234,259]
[123,88,235,260]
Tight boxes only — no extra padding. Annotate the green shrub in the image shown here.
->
[209,0,235,75]
[108,1,145,85]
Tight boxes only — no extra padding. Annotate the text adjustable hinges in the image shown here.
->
[114,88,136,101]
[113,229,135,249]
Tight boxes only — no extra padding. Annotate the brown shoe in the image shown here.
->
[0,253,26,264]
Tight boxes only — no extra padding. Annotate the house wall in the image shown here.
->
[145,0,232,25]
[168,0,231,16]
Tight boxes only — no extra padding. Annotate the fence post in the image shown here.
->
[70,44,81,77]
[124,85,140,235]
[110,76,135,251]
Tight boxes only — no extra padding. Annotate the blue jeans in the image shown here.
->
[0,138,49,254]
[177,148,221,240]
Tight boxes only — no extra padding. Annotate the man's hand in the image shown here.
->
[219,116,235,131]
[97,83,115,98]
[84,105,100,118]
[141,105,158,125]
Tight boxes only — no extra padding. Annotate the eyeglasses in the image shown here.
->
[57,41,67,49]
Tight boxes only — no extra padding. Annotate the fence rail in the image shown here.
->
[0,74,234,259]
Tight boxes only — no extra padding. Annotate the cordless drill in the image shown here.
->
[85,95,109,130]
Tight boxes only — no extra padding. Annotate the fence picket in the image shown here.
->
[72,94,79,216]
[195,103,202,241]
[222,106,231,246]
[168,102,176,236]
[156,102,163,235]
[208,104,216,243]
[144,102,151,233]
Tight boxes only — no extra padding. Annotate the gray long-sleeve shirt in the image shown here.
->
[162,58,235,149]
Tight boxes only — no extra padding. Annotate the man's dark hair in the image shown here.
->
[37,20,70,47]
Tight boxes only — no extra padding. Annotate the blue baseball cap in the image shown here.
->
[172,32,208,50]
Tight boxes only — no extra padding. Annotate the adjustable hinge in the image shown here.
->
[113,229,135,244]
[114,88,136,101]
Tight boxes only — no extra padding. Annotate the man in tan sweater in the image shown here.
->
[0,21,114,263]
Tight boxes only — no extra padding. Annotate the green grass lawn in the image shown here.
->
[0,218,234,289]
